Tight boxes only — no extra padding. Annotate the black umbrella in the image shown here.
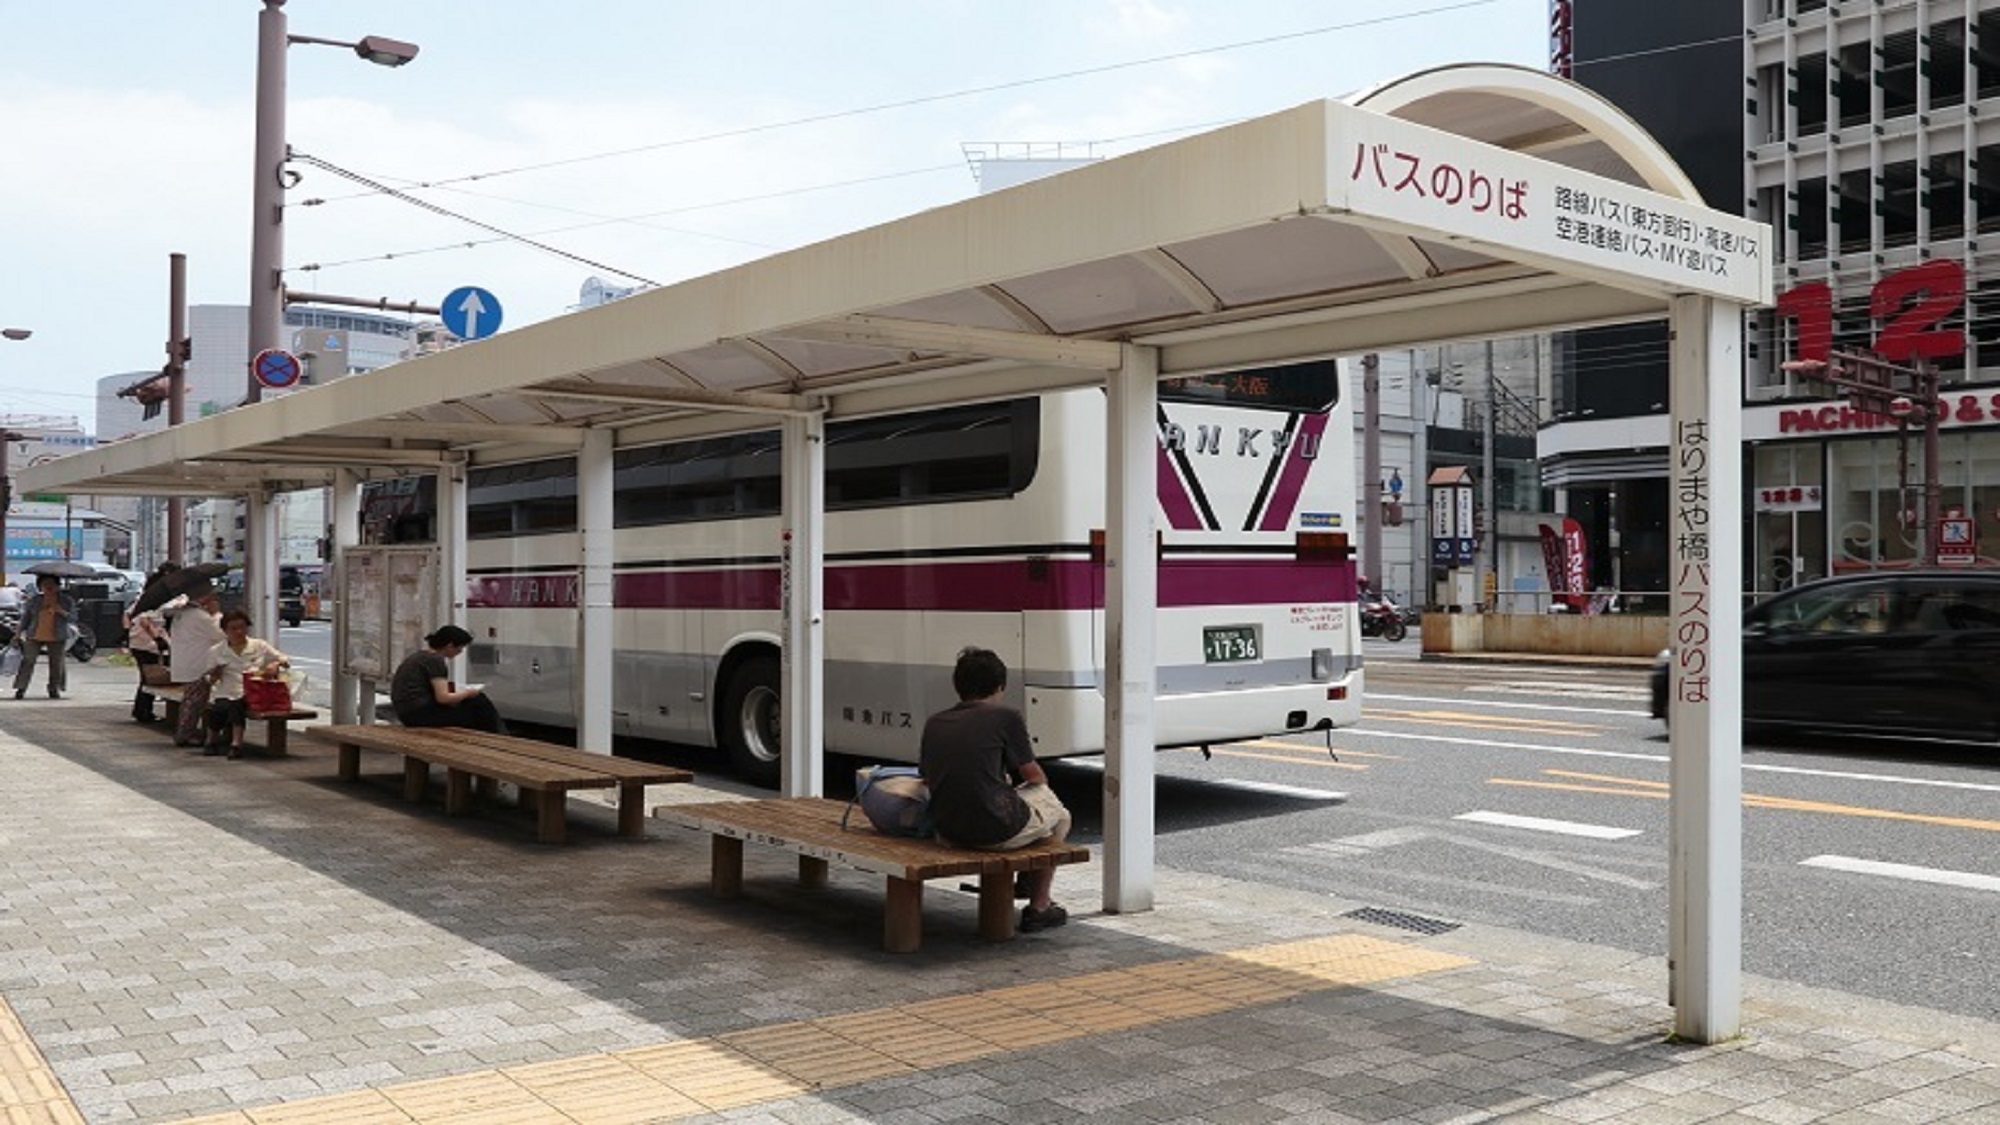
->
[132,562,231,614]
[23,560,101,579]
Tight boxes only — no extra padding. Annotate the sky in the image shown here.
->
[0,0,1548,433]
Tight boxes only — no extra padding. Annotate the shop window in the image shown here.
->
[1881,31,1919,120]
[1795,54,1828,137]
[1928,153,1967,240]
[1836,169,1872,253]
[1794,176,1828,259]
[1930,20,1967,109]
[1881,161,1918,248]
[1838,43,1872,129]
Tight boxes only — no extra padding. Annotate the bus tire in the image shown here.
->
[720,655,783,788]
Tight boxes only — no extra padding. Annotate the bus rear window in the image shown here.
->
[1159,360,1337,412]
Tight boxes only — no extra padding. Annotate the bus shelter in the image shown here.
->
[24,64,1767,1042]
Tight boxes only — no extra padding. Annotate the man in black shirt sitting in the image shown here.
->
[919,647,1072,932]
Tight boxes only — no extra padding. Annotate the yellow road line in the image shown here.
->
[1368,708,1603,736]
[171,932,1471,1125]
[1237,739,1401,761]
[1490,770,2000,833]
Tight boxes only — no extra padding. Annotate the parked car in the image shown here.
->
[217,567,305,627]
[1650,570,2000,744]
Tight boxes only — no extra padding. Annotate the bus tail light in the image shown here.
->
[1326,686,1348,701]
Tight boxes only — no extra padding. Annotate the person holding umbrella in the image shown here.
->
[12,573,75,699]
[124,562,181,723]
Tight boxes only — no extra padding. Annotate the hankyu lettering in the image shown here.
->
[1160,424,1319,460]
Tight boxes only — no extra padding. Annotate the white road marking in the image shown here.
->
[1801,855,2000,894]
[1371,692,1648,716]
[1454,810,1642,840]
[1206,779,1348,801]
[1347,729,2000,794]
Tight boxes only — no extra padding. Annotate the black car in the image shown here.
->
[1651,570,2000,744]
[217,567,307,627]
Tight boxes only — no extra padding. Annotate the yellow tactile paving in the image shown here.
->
[149,931,1475,1125]
[0,997,83,1125]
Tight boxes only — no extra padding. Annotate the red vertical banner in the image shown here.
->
[1560,516,1590,611]
[1538,524,1567,604]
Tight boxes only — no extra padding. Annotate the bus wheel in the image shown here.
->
[720,656,782,788]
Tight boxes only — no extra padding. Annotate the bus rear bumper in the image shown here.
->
[1025,672,1364,758]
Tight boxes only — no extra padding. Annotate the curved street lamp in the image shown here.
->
[1,328,30,341]
[249,0,417,403]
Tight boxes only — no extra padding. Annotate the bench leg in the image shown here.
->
[617,782,646,839]
[884,877,923,953]
[711,836,744,897]
[535,790,567,844]
[798,856,828,888]
[266,720,288,757]
[337,744,359,781]
[444,768,473,816]
[978,871,1017,942]
[403,757,429,802]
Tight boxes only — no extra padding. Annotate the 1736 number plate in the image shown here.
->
[1202,624,1261,664]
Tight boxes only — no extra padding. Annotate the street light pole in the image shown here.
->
[0,329,28,584]
[247,0,290,404]
[248,0,417,404]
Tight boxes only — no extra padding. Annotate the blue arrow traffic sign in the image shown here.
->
[441,286,503,341]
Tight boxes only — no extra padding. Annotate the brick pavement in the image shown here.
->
[1,659,1996,1123]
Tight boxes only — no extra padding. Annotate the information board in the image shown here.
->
[339,545,440,679]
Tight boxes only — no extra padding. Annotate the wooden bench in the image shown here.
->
[654,797,1091,953]
[151,684,320,755]
[306,724,693,844]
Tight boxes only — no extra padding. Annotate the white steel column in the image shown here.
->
[330,469,361,725]
[1666,294,1745,1044]
[779,408,826,798]
[435,461,469,683]
[246,491,280,634]
[578,429,615,755]
[1104,343,1159,913]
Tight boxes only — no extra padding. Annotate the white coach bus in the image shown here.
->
[454,359,1363,785]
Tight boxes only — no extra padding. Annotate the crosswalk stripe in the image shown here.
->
[1453,810,1642,840]
[1800,855,2000,893]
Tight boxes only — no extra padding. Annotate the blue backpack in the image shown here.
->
[842,764,934,838]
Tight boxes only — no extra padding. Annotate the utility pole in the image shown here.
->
[167,253,189,564]
[1782,349,1943,565]
[1361,354,1382,595]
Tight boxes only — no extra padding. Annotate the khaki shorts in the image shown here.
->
[981,782,1072,851]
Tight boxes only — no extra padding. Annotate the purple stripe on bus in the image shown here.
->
[1257,411,1332,531]
[469,558,1355,612]
[1157,444,1206,530]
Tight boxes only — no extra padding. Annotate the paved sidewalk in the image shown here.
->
[1,660,1997,1123]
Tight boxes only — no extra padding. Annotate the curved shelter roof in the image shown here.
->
[26,63,1765,498]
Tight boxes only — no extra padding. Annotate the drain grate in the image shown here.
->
[1342,906,1460,935]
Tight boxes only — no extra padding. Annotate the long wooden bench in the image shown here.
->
[151,684,320,755]
[654,797,1092,953]
[307,724,693,844]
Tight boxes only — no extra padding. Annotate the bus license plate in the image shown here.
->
[1202,624,1261,664]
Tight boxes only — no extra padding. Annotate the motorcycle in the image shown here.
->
[1359,597,1408,642]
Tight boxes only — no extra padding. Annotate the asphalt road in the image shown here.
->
[1044,640,2000,1024]
[276,622,2000,1022]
